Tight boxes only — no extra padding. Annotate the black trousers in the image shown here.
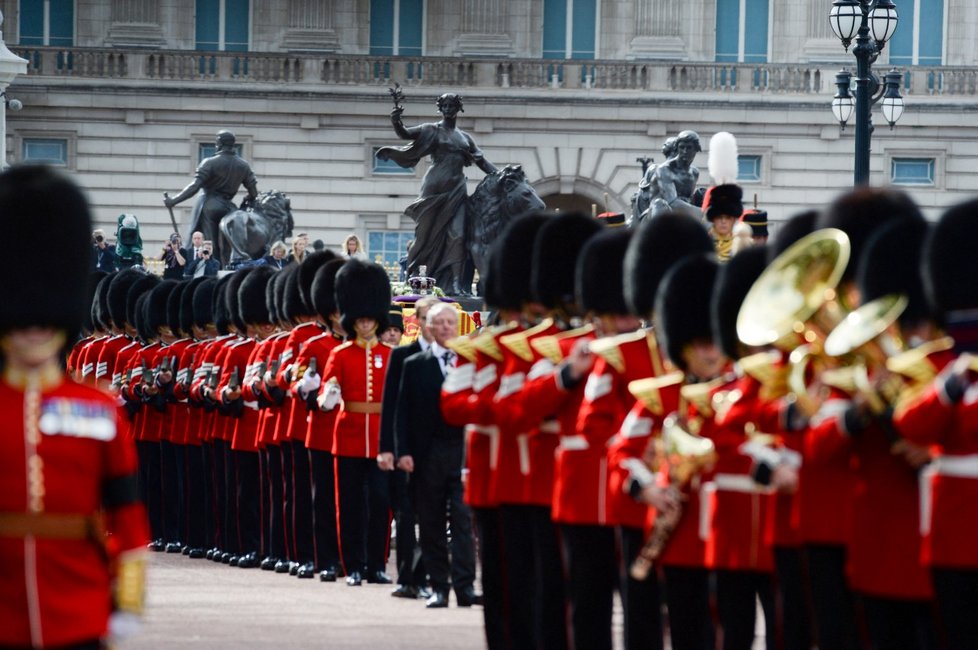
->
[618,525,664,650]
[715,569,776,650]
[219,440,237,554]
[136,440,162,541]
[662,566,713,650]
[391,467,425,586]
[474,506,507,650]
[561,524,617,650]
[861,593,937,650]
[290,440,314,564]
[411,441,476,595]
[309,448,340,570]
[280,441,295,560]
[499,504,569,650]
[335,455,391,574]
[932,568,978,650]
[773,546,812,650]
[160,440,182,543]
[183,443,206,550]
[804,543,859,650]
[200,442,216,549]
[262,445,286,560]
[234,449,260,554]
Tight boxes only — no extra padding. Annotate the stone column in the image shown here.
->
[0,11,26,169]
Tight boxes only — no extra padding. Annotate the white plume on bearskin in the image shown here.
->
[708,131,739,186]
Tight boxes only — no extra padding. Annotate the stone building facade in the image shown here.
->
[3,0,976,268]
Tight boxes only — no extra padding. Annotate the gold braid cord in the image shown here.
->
[114,550,147,615]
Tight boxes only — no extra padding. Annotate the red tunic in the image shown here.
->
[172,340,204,446]
[0,377,149,648]
[77,336,109,388]
[221,339,259,452]
[321,338,392,459]
[293,332,344,452]
[276,322,324,443]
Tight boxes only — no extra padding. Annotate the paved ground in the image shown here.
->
[121,553,486,649]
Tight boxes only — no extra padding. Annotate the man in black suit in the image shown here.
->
[395,303,481,609]
[378,297,440,599]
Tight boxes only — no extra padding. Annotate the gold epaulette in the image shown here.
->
[739,350,788,399]
[680,376,728,417]
[446,334,479,364]
[500,318,554,363]
[628,371,684,416]
[532,324,595,364]
[886,336,955,385]
[472,323,517,361]
[589,329,647,374]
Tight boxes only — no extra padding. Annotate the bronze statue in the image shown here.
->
[643,130,703,221]
[164,130,258,267]
[376,91,498,296]
[219,190,294,268]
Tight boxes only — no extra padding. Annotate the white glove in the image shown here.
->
[297,368,322,399]
[109,611,143,643]
[317,379,342,411]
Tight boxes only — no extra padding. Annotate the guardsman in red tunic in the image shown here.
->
[599,213,713,650]
[292,258,347,582]
[317,259,393,586]
[0,166,149,649]
[893,200,978,649]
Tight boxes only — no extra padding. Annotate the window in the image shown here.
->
[737,155,762,182]
[888,0,944,66]
[19,0,74,46]
[199,142,244,163]
[371,146,414,175]
[368,230,413,270]
[543,0,597,59]
[22,138,68,165]
[195,0,250,52]
[715,0,769,63]
[369,0,424,56]
[891,157,935,185]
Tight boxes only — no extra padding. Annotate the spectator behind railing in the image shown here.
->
[343,234,368,260]
[264,240,289,270]
[287,232,308,265]
[92,228,118,272]
[159,232,189,279]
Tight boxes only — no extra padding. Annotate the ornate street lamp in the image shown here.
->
[828,0,904,185]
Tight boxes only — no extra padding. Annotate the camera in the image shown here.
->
[201,250,210,257]
[95,234,104,243]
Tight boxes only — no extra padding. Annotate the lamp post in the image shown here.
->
[828,0,904,186]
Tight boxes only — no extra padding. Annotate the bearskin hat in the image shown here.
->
[656,254,720,371]
[575,228,632,315]
[768,210,817,262]
[84,271,108,334]
[0,166,92,338]
[192,278,217,331]
[298,250,339,315]
[135,293,155,343]
[212,274,234,336]
[596,212,626,228]
[312,259,346,321]
[741,209,769,238]
[711,246,769,360]
[239,265,276,326]
[146,280,180,337]
[335,259,392,337]
[703,184,744,221]
[107,267,149,329]
[166,281,188,338]
[126,274,160,333]
[265,268,285,325]
[490,212,551,312]
[482,244,504,310]
[623,212,713,318]
[180,277,208,336]
[818,187,924,282]
[225,268,255,333]
[856,216,931,328]
[388,304,405,333]
[92,272,115,332]
[531,211,602,310]
[281,265,305,324]
[924,198,978,317]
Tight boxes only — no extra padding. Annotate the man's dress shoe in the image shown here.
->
[367,570,393,584]
[456,587,484,607]
[296,562,316,579]
[274,559,291,574]
[187,547,206,559]
[237,552,259,569]
[260,556,279,571]
[426,591,449,609]
[390,584,419,599]
[319,566,338,582]
[346,571,363,586]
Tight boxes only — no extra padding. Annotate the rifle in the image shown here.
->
[228,367,240,392]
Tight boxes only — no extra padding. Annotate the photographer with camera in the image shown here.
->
[159,233,188,280]
[186,240,219,278]
[92,228,118,272]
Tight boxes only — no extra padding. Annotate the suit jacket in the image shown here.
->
[379,340,422,455]
[394,348,463,465]
[184,257,219,278]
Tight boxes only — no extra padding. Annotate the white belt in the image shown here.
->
[465,424,499,436]
[243,400,259,411]
[539,420,561,434]
[919,454,978,534]
[559,435,589,451]
[699,474,768,541]
[464,424,500,470]
[517,434,530,475]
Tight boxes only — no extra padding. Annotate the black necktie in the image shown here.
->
[441,351,454,371]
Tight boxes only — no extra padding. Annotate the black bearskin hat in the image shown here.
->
[924,198,978,317]
[266,268,285,325]
[239,265,276,326]
[656,254,720,371]
[298,250,339,315]
[166,281,188,338]
[531,211,602,310]
[107,267,149,329]
[741,210,769,238]
[490,212,551,312]
[482,245,504,310]
[225,268,255,334]
[768,210,817,262]
[388,304,405,333]
[146,280,180,337]
[281,265,305,324]
[0,166,92,338]
[858,217,932,328]
[181,277,208,336]
[212,274,234,336]
[623,212,713,318]
[126,274,160,332]
[335,259,392,337]
[92,272,115,332]
[817,187,924,283]
[575,228,632,315]
[312,259,346,320]
[84,271,108,334]
[135,293,155,342]
[703,184,744,221]
[192,278,217,331]
[711,247,769,360]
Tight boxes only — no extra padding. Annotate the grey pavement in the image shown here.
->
[120,553,486,649]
